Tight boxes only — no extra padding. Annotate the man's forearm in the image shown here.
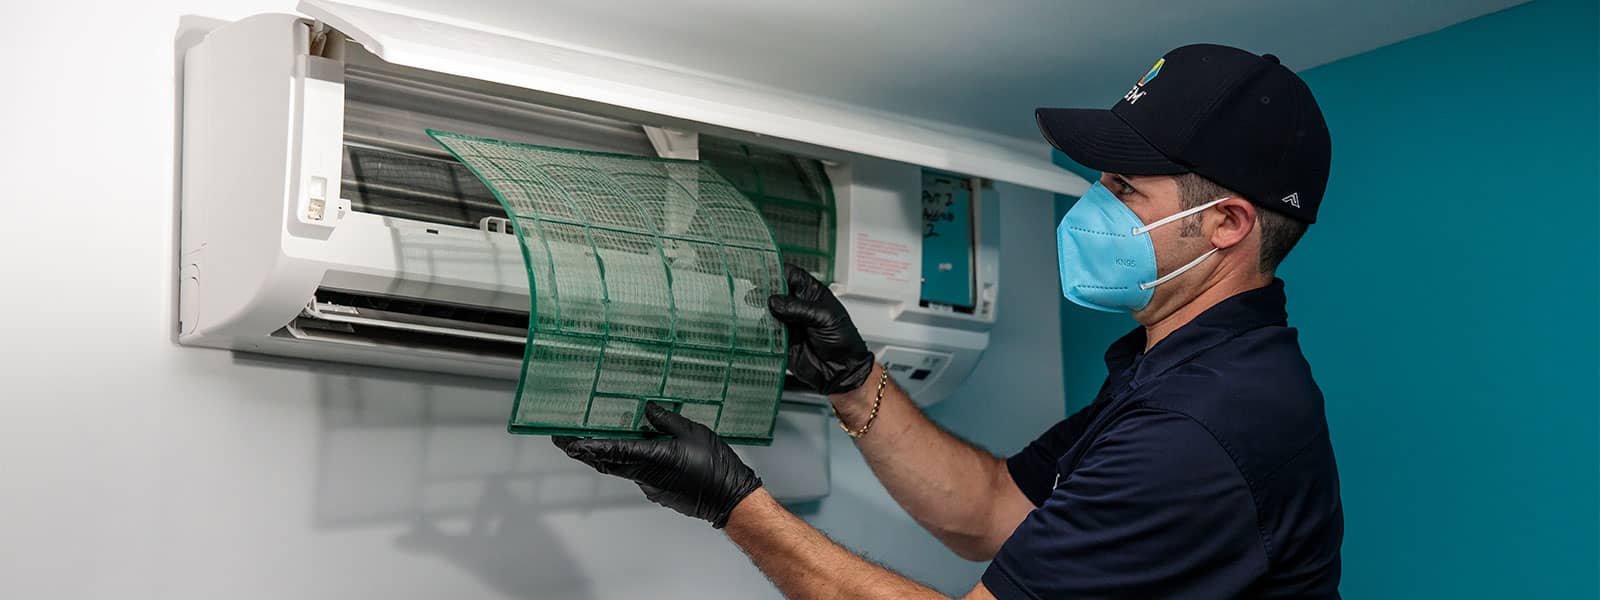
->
[832,363,1034,560]
[724,489,994,600]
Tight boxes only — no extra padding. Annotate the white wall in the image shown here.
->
[0,2,1063,597]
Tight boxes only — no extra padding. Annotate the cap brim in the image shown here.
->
[1036,108,1186,176]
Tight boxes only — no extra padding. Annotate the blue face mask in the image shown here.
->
[1056,182,1228,313]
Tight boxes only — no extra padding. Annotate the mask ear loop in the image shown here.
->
[1140,247,1219,290]
[1132,196,1230,291]
[1131,197,1230,236]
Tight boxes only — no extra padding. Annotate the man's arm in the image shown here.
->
[556,404,999,599]
[768,265,1033,560]
[725,487,998,600]
[830,363,1034,560]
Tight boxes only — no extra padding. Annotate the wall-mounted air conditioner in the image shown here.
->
[179,2,1086,501]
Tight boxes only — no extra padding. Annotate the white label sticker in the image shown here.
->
[853,232,913,283]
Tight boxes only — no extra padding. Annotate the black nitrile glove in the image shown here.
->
[767,263,874,395]
[552,402,761,529]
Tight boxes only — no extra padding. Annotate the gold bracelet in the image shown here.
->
[839,365,888,438]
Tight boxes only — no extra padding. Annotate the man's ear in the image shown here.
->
[1209,198,1257,250]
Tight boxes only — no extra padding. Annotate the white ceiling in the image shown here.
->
[359,0,1526,144]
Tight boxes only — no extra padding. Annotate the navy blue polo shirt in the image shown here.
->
[982,280,1342,599]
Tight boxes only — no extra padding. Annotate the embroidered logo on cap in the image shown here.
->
[1123,58,1164,105]
[1138,58,1164,86]
[1281,193,1301,208]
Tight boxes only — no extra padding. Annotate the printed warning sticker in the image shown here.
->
[853,232,914,284]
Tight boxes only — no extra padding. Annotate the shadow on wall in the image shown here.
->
[238,353,622,600]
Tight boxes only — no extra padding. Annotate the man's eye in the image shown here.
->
[1117,181,1135,195]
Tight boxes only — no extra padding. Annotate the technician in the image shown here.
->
[554,43,1343,599]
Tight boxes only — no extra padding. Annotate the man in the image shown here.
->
[555,43,1342,599]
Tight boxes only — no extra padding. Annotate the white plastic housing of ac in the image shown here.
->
[178,11,1047,500]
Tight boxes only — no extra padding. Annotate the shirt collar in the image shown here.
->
[1103,279,1291,385]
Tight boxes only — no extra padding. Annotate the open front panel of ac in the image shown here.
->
[180,15,1001,415]
[247,27,834,403]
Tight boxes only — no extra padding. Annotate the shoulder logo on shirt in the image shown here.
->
[1123,58,1164,105]
[1281,192,1301,208]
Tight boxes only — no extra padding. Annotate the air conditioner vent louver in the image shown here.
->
[292,288,529,357]
[314,288,528,331]
[294,290,818,391]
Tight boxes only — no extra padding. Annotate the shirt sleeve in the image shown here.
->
[1006,402,1100,506]
[984,409,1267,600]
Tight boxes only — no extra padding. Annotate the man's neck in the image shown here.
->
[1142,275,1273,352]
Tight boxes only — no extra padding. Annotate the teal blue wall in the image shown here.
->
[1055,0,1599,596]
[1297,0,1598,595]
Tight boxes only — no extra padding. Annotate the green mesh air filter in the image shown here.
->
[428,130,788,445]
[701,137,836,284]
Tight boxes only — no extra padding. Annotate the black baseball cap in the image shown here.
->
[1037,44,1331,223]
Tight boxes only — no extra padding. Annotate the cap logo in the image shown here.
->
[1138,58,1164,86]
[1281,193,1302,208]
[1123,58,1164,105]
